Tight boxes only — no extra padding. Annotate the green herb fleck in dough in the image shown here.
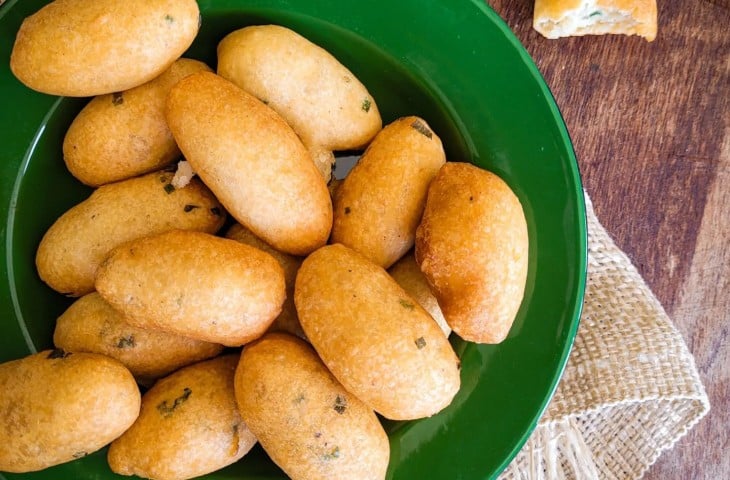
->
[157,387,192,417]
[47,348,70,359]
[322,446,340,461]
[294,393,306,404]
[399,299,415,310]
[415,337,427,349]
[411,119,433,139]
[112,92,124,106]
[116,335,135,349]
[361,98,371,112]
[164,183,175,194]
[333,395,347,414]
[211,207,222,216]
[164,14,174,23]
[589,10,602,17]
[183,204,200,213]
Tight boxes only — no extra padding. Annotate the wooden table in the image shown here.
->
[487,0,729,478]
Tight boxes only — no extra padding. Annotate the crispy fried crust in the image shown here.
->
[95,230,286,347]
[295,244,460,420]
[0,350,140,473]
[331,116,446,269]
[35,171,226,297]
[415,162,529,344]
[109,355,256,480]
[63,59,212,187]
[54,292,224,381]
[388,251,451,337]
[165,71,333,255]
[225,223,306,340]
[217,25,382,182]
[235,333,389,480]
[10,0,200,96]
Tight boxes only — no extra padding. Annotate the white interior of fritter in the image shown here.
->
[171,159,195,188]
[537,2,639,38]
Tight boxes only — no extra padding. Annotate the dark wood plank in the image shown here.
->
[647,132,730,479]
[486,0,730,478]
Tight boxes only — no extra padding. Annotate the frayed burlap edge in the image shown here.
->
[499,193,710,480]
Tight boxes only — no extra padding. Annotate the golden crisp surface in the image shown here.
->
[225,223,306,340]
[0,350,140,473]
[217,25,382,180]
[331,116,446,268]
[388,251,451,337]
[54,292,224,382]
[95,230,286,347]
[35,171,225,297]
[165,71,333,256]
[235,333,389,480]
[63,58,212,187]
[416,162,529,344]
[9,0,200,96]
[109,355,256,480]
[295,244,461,420]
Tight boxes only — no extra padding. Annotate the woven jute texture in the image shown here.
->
[500,194,710,480]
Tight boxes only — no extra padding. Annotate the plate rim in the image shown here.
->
[471,2,588,475]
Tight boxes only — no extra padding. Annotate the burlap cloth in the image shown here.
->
[500,193,710,480]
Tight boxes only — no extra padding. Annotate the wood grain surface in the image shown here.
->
[486,0,729,478]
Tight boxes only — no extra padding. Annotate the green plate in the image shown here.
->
[0,0,586,479]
